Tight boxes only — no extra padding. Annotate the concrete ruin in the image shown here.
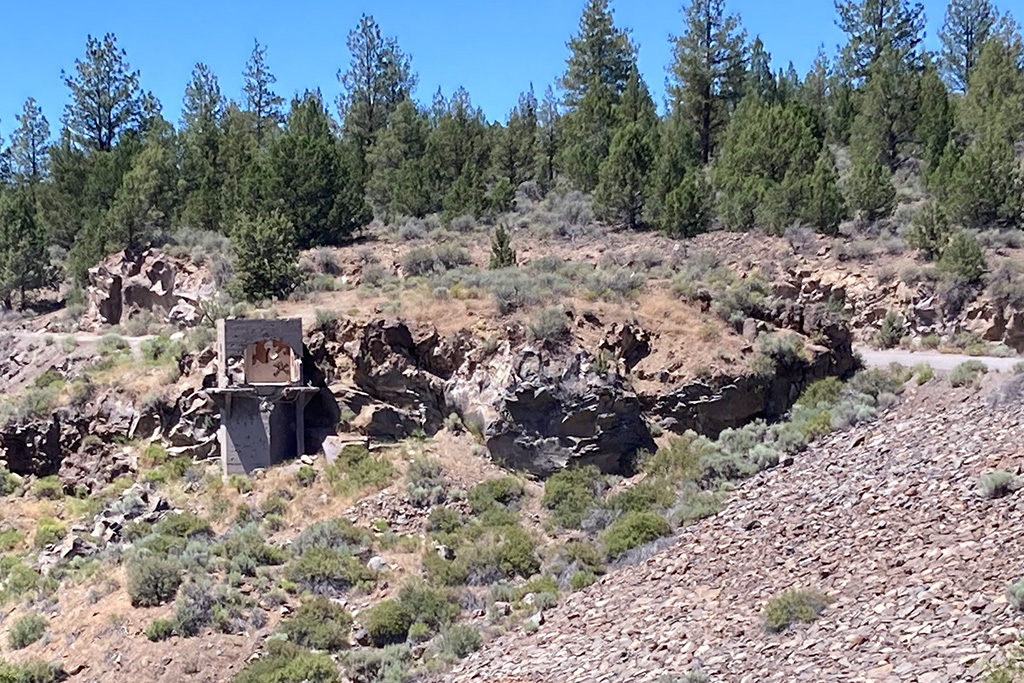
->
[208,319,319,476]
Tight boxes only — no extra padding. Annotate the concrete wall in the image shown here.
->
[220,395,272,475]
[216,319,304,387]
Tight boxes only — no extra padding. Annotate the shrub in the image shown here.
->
[397,580,458,631]
[467,477,524,515]
[362,599,412,647]
[542,466,604,528]
[1008,578,1024,611]
[602,511,671,559]
[32,518,66,549]
[0,660,64,682]
[140,335,185,365]
[0,468,19,497]
[438,624,482,659]
[7,613,47,650]
[342,644,411,683]
[127,555,181,607]
[154,512,212,540]
[875,312,905,349]
[490,224,517,269]
[280,596,352,652]
[287,547,374,595]
[528,306,569,342]
[296,465,317,488]
[950,360,988,389]
[796,377,843,408]
[763,589,832,633]
[172,581,215,637]
[921,333,941,349]
[913,363,934,385]
[32,477,63,501]
[326,445,395,495]
[570,570,597,590]
[97,333,130,356]
[937,231,987,285]
[405,459,447,508]
[145,619,174,642]
[978,470,1019,499]
[235,640,340,683]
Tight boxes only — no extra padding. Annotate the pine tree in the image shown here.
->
[179,63,225,231]
[242,39,284,146]
[105,124,178,253]
[848,46,919,172]
[746,37,777,102]
[494,87,539,189]
[489,223,517,269]
[424,88,490,216]
[10,99,50,185]
[231,210,302,301]
[647,111,700,231]
[834,0,926,78]
[906,199,951,259]
[62,33,146,152]
[366,98,430,221]
[559,0,635,190]
[916,61,954,174]
[219,103,266,223]
[338,14,417,172]
[939,0,1000,92]
[669,0,747,164]
[268,90,371,248]
[594,68,658,229]
[798,47,831,139]
[535,86,561,192]
[0,188,50,308]
[802,146,846,235]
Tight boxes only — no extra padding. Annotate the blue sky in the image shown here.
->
[0,0,957,135]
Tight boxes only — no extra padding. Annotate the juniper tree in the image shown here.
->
[489,223,517,269]
[916,61,954,175]
[366,98,431,221]
[0,188,50,308]
[494,87,539,189]
[802,146,846,235]
[231,210,302,301]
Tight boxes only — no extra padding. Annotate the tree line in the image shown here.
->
[0,0,1022,303]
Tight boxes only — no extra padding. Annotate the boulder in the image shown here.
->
[0,418,62,477]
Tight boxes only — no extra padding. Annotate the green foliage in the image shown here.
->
[280,596,352,652]
[32,518,66,549]
[0,659,64,683]
[362,599,412,647]
[341,645,411,683]
[153,512,212,540]
[7,613,47,650]
[287,547,373,595]
[234,640,340,683]
[32,477,63,501]
[467,477,524,515]
[405,458,447,508]
[127,555,181,607]
[528,306,569,342]
[296,465,317,488]
[543,466,604,528]
[906,201,952,260]
[978,470,1019,499]
[438,624,482,659]
[489,223,517,269]
[397,579,458,632]
[231,210,302,301]
[140,335,185,365]
[876,312,905,349]
[325,445,396,495]
[763,589,832,633]
[602,511,671,559]
[145,619,174,642]
[937,231,987,285]
[950,360,988,388]
[802,146,846,235]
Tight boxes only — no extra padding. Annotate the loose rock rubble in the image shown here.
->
[448,379,1024,682]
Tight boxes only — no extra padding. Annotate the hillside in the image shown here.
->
[447,375,1024,682]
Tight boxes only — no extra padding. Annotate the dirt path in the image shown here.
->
[857,347,1021,372]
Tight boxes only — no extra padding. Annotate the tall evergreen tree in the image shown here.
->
[0,188,50,308]
[268,90,371,247]
[105,123,178,252]
[939,0,1000,92]
[835,0,927,78]
[917,61,954,175]
[559,0,635,190]
[535,86,561,191]
[62,33,146,152]
[179,63,225,231]
[669,0,747,164]
[231,210,301,301]
[219,103,266,222]
[957,35,1024,139]
[425,88,490,216]
[848,46,920,171]
[242,39,284,146]
[494,87,539,190]
[594,68,658,229]
[802,146,847,235]
[338,14,417,172]
[647,110,701,231]
[366,98,431,221]
[10,98,50,185]
[943,124,1023,228]
[746,37,777,102]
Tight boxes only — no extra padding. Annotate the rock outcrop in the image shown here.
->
[84,249,215,329]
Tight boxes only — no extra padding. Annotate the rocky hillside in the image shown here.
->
[447,374,1024,682]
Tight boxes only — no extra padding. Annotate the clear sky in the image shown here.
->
[0,0,957,135]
